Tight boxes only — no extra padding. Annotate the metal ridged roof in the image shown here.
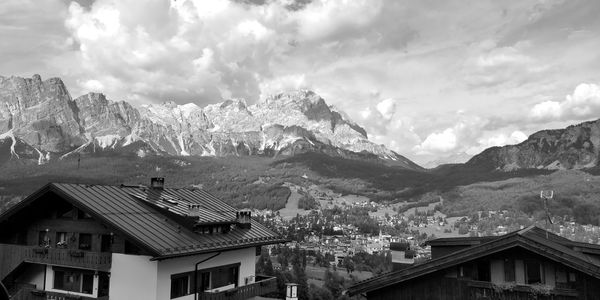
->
[47,183,286,259]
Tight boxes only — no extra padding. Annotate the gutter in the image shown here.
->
[151,238,290,261]
[193,252,221,300]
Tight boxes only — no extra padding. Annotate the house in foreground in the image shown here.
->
[348,226,600,300]
[0,179,287,300]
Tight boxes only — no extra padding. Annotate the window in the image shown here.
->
[39,231,50,247]
[211,265,238,289]
[53,267,94,294]
[98,272,110,297]
[475,261,491,282]
[525,261,543,284]
[504,259,515,282]
[79,233,92,250]
[56,232,67,248]
[101,234,112,252]
[172,263,240,297]
[171,275,189,299]
[556,267,577,289]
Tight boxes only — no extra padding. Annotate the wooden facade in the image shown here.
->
[349,226,600,300]
[366,277,585,300]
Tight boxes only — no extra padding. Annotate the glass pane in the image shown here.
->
[79,233,92,250]
[526,261,542,284]
[53,271,64,289]
[82,274,94,294]
[170,276,189,298]
[504,259,515,282]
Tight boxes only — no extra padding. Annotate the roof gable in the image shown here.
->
[348,226,600,296]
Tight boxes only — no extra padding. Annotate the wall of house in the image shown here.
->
[155,247,256,300]
[110,253,158,300]
[14,263,45,290]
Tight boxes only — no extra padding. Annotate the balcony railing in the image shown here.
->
[467,280,579,300]
[10,286,108,300]
[198,275,277,300]
[0,243,111,279]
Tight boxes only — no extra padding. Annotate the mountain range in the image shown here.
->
[3,74,600,225]
[2,74,600,174]
[0,74,420,170]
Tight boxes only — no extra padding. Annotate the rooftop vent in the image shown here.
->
[236,210,252,229]
[150,177,165,189]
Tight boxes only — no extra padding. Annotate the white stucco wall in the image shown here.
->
[110,253,158,300]
[156,247,256,300]
[15,263,45,290]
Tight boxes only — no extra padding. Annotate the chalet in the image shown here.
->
[348,226,600,300]
[0,179,287,300]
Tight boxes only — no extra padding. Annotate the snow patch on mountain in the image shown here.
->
[0,130,19,159]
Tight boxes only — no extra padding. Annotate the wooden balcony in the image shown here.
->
[198,275,277,300]
[0,243,111,279]
[466,280,579,300]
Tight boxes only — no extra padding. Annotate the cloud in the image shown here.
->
[463,41,549,89]
[417,128,458,153]
[376,98,396,120]
[258,74,308,99]
[3,0,600,165]
[466,130,528,155]
[80,79,105,92]
[529,83,600,121]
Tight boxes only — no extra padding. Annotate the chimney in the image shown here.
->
[236,210,252,229]
[150,177,165,189]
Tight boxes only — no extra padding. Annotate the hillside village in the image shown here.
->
[252,182,600,280]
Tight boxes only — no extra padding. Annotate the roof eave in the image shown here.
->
[348,232,600,296]
[151,238,290,261]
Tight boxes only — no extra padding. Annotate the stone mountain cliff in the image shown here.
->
[467,119,600,171]
[0,75,421,170]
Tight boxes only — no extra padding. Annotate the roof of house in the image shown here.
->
[347,226,600,296]
[0,183,288,260]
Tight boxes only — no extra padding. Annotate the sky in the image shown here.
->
[1,0,600,166]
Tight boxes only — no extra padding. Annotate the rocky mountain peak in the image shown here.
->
[467,118,600,171]
[0,74,422,170]
[219,98,248,111]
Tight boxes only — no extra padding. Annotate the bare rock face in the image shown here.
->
[0,75,422,170]
[467,119,600,171]
[74,93,140,138]
[0,75,84,152]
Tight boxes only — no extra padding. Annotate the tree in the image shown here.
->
[308,284,333,300]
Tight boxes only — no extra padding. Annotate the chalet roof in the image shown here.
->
[0,183,287,260]
[425,235,498,247]
[348,226,600,296]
